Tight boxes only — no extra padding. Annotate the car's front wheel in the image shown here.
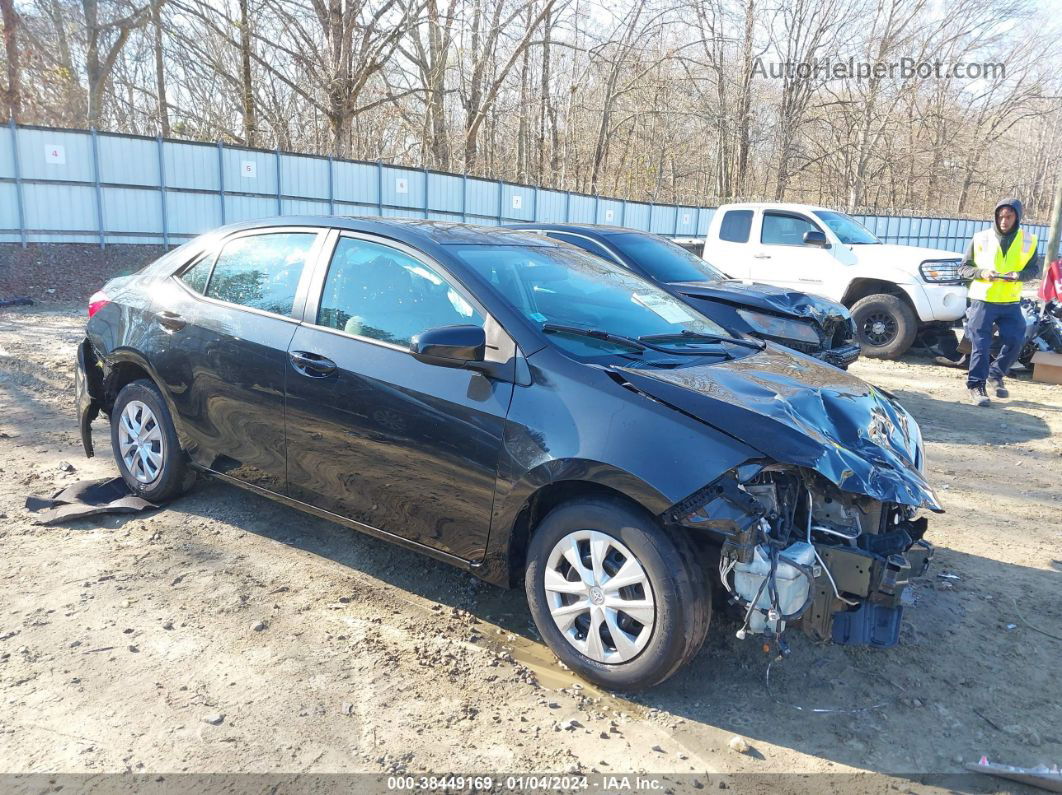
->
[524,497,710,692]
[110,378,194,502]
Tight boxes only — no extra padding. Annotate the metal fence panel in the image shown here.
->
[97,134,160,187]
[567,195,595,223]
[1,124,1058,259]
[624,202,650,230]
[102,187,162,233]
[281,153,329,201]
[163,140,219,191]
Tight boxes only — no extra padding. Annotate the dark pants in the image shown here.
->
[965,300,1025,388]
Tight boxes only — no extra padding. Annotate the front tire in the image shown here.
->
[110,379,193,502]
[851,293,918,359]
[524,497,710,692]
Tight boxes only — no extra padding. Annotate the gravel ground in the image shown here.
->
[0,303,1060,787]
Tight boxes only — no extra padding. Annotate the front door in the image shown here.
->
[748,211,838,297]
[284,233,514,561]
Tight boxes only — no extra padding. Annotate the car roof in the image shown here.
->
[717,202,835,214]
[506,223,651,240]
[204,216,557,247]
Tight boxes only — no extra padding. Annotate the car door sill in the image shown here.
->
[197,467,480,572]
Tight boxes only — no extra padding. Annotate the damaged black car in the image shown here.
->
[77,218,938,691]
[507,223,861,369]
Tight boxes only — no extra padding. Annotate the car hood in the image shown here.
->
[849,243,960,275]
[668,280,850,327]
[616,345,941,511]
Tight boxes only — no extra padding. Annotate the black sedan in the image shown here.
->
[507,224,860,368]
[77,217,937,690]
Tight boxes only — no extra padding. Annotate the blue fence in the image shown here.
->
[0,123,1053,255]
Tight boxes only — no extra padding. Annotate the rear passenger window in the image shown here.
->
[206,232,316,315]
[317,237,483,347]
[719,210,753,243]
[761,213,820,246]
[180,255,213,294]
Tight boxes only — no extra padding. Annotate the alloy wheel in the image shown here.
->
[118,400,165,484]
[861,311,898,346]
[543,530,655,664]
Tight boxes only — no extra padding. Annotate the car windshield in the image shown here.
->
[606,233,728,283]
[448,244,741,360]
[813,211,880,245]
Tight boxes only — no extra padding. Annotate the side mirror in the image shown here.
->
[410,325,486,368]
[803,230,831,249]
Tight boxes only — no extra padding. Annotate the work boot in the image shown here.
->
[990,376,1009,398]
[967,384,990,407]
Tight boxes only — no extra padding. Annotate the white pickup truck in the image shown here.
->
[702,202,968,358]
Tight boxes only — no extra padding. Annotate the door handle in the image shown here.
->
[290,350,337,376]
[157,310,186,331]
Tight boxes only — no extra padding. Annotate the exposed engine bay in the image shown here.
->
[668,463,934,649]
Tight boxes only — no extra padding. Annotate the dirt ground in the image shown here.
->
[1,302,1060,788]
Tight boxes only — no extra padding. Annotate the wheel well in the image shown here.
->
[102,361,153,413]
[841,279,913,311]
[506,481,655,588]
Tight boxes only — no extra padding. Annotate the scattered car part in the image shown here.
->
[25,477,158,525]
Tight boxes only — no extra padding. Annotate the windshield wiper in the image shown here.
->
[638,330,765,350]
[542,323,647,352]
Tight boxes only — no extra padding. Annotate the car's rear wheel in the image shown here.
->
[524,497,710,692]
[851,293,918,359]
[110,379,193,502]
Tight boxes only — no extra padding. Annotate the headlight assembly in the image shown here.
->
[919,259,962,282]
[735,309,820,344]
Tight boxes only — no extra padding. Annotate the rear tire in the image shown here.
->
[851,293,918,359]
[110,379,194,502]
[524,497,710,692]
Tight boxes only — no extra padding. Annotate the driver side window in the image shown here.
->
[317,237,484,347]
[760,213,821,246]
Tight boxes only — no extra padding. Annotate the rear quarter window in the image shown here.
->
[719,210,753,243]
[179,254,213,294]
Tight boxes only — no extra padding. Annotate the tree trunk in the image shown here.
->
[734,0,755,196]
[83,0,103,126]
[152,0,169,137]
[238,0,256,147]
[1,0,20,122]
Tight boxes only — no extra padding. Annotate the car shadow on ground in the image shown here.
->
[890,389,1051,445]
[164,477,1062,779]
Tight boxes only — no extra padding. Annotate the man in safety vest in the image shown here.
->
[958,197,1040,406]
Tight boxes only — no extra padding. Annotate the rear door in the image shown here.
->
[150,227,324,491]
[748,211,837,296]
[283,232,515,561]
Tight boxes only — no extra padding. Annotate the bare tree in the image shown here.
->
[2,0,21,120]
[83,0,151,126]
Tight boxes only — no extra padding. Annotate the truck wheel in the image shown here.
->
[524,497,711,692]
[851,294,918,359]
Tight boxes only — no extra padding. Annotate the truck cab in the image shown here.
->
[705,203,968,358]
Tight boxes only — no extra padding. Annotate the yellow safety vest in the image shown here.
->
[968,227,1037,303]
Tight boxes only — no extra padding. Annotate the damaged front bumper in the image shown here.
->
[666,463,935,648]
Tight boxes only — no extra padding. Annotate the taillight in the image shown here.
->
[88,290,110,318]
